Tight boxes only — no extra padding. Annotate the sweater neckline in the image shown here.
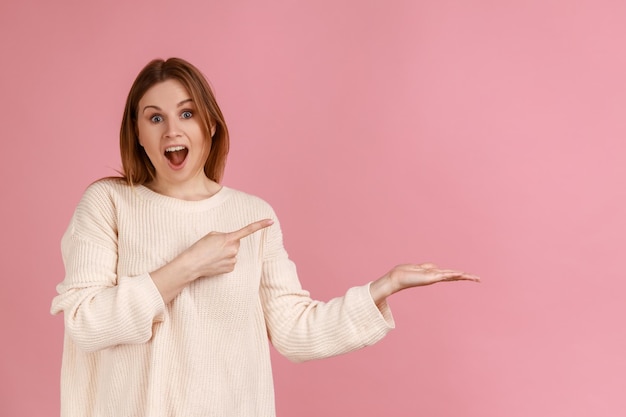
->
[135,184,233,212]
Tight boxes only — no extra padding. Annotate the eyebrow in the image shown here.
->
[142,98,194,113]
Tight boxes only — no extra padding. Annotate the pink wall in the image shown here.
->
[1,0,625,415]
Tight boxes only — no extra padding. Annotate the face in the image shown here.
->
[136,79,215,189]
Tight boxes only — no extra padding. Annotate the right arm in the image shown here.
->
[150,219,274,304]
[51,215,166,353]
[51,184,272,352]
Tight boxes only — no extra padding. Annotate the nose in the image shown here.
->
[163,118,182,138]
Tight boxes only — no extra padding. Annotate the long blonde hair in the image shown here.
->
[119,58,229,184]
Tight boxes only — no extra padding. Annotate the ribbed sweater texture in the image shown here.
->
[50,178,395,417]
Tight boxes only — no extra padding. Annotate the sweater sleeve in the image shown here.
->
[50,182,165,353]
[259,211,395,363]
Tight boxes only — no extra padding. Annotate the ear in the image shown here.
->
[210,122,217,138]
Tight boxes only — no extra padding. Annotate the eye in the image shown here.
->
[181,111,193,119]
[150,114,163,123]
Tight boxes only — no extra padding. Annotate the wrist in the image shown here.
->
[369,274,396,306]
[173,251,200,283]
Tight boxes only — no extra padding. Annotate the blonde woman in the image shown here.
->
[51,57,479,417]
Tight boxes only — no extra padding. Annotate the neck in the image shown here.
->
[146,174,222,201]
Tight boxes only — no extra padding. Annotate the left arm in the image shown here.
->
[258,212,480,363]
[259,215,395,363]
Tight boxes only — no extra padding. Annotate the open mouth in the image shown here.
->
[164,145,188,167]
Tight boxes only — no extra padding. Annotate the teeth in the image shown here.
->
[165,146,186,153]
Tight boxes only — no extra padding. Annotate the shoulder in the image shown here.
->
[222,186,279,218]
[66,178,127,246]
[72,178,128,221]
[225,187,272,207]
[74,177,125,207]
[79,177,146,213]
[81,177,130,202]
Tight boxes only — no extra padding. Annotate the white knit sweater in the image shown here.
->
[51,178,395,417]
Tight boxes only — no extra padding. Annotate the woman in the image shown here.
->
[51,57,479,417]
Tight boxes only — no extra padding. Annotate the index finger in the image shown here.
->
[228,219,274,241]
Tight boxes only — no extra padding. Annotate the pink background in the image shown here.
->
[1,1,625,416]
